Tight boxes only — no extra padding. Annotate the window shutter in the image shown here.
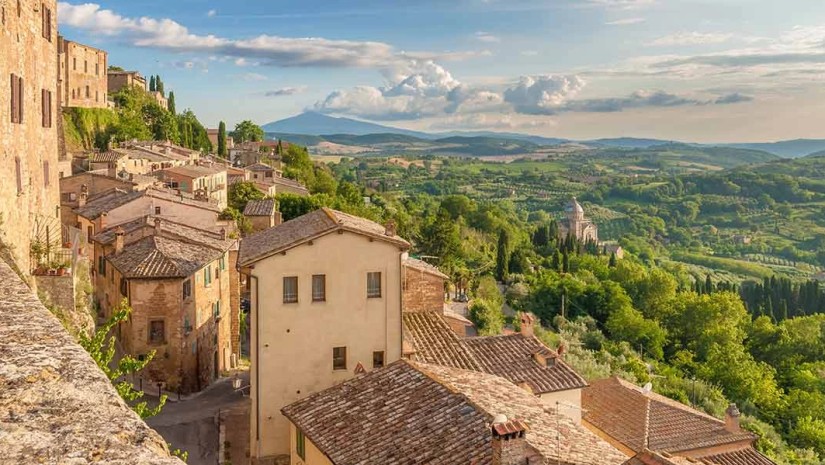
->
[47,90,52,127]
[41,89,46,127]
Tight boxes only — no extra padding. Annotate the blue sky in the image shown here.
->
[58,0,825,142]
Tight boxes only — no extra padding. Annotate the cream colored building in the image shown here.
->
[0,0,61,273]
[559,197,598,243]
[153,164,228,209]
[57,36,108,109]
[238,208,409,462]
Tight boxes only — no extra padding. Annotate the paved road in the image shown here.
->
[145,371,250,465]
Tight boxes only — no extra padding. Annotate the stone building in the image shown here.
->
[245,162,309,197]
[206,128,234,150]
[238,208,410,462]
[402,257,447,313]
[583,377,776,464]
[59,172,136,227]
[57,36,108,109]
[153,163,228,209]
[107,69,146,94]
[0,0,61,273]
[280,360,626,465]
[559,197,598,242]
[243,198,282,232]
[149,90,168,110]
[93,217,235,393]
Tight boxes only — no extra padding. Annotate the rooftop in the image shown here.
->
[403,257,448,279]
[107,235,223,279]
[243,198,277,217]
[402,311,586,394]
[238,208,409,266]
[88,151,127,163]
[0,259,182,464]
[92,216,233,252]
[583,377,757,454]
[158,164,226,178]
[75,187,222,219]
[282,360,627,465]
[244,162,275,172]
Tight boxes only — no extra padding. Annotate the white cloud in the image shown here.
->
[207,9,216,17]
[242,72,268,81]
[503,75,586,114]
[265,86,308,97]
[649,32,733,47]
[474,31,501,43]
[57,2,487,69]
[605,17,645,25]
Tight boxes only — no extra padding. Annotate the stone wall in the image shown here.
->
[402,266,446,313]
[0,259,183,464]
[229,248,241,359]
[0,0,62,273]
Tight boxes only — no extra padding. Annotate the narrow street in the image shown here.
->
[145,370,250,465]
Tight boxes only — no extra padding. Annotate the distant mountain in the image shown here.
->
[587,137,677,149]
[262,112,430,138]
[725,139,825,158]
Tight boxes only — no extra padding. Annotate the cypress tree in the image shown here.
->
[156,75,164,96]
[705,275,713,294]
[149,75,156,92]
[168,91,176,115]
[609,252,617,268]
[217,121,227,157]
[495,229,511,281]
[551,250,561,272]
[562,250,570,274]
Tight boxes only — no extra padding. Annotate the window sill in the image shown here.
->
[312,299,326,303]
[333,367,347,371]
[283,301,299,305]
[367,295,382,299]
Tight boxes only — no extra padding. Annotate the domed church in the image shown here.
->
[558,197,598,242]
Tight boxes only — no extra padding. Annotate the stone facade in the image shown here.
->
[107,70,146,94]
[0,259,183,464]
[57,36,108,109]
[0,0,61,273]
[229,248,241,359]
[559,197,598,243]
[34,273,76,320]
[402,258,447,313]
[59,172,135,226]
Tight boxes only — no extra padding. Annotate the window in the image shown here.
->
[367,272,382,298]
[41,4,51,42]
[204,266,212,286]
[10,74,23,124]
[85,85,90,98]
[296,430,306,460]
[84,60,88,73]
[95,62,99,76]
[219,256,226,271]
[14,157,22,194]
[154,206,161,215]
[182,279,192,300]
[212,301,221,319]
[312,274,326,302]
[119,278,128,297]
[43,161,49,187]
[41,89,51,128]
[97,255,106,275]
[333,346,347,370]
[373,351,385,369]
[73,57,76,71]
[283,276,298,303]
[149,320,165,344]
[87,226,93,243]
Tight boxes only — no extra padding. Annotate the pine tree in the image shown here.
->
[495,229,511,281]
[168,91,176,115]
[217,121,227,157]
[149,75,156,92]
[609,252,617,268]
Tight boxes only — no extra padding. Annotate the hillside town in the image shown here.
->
[0,2,807,465]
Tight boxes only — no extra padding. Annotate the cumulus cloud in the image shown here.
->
[57,2,479,69]
[649,32,733,47]
[503,75,585,114]
[265,86,308,97]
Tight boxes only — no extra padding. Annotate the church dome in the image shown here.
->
[565,197,584,214]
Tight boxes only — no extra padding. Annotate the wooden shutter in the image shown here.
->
[41,89,47,127]
[47,90,52,128]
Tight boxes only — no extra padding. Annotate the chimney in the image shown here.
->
[78,190,88,208]
[491,415,530,465]
[725,403,741,432]
[384,221,397,237]
[107,161,117,178]
[114,227,125,254]
[100,212,108,230]
[154,217,162,235]
[520,313,535,337]
[220,228,227,240]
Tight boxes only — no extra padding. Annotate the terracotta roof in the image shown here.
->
[269,175,309,194]
[422,363,628,465]
[93,216,233,252]
[624,450,694,465]
[583,377,756,454]
[74,189,142,219]
[403,257,448,279]
[243,199,277,217]
[158,164,225,178]
[464,334,588,394]
[107,235,222,279]
[244,162,274,172]
[402,312,482,371]
[239,208,409,266]
[700,448,776,465]
[88,151,126,163]
[282,360,626,465]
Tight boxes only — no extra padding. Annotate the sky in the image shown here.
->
[56,0,825,142]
